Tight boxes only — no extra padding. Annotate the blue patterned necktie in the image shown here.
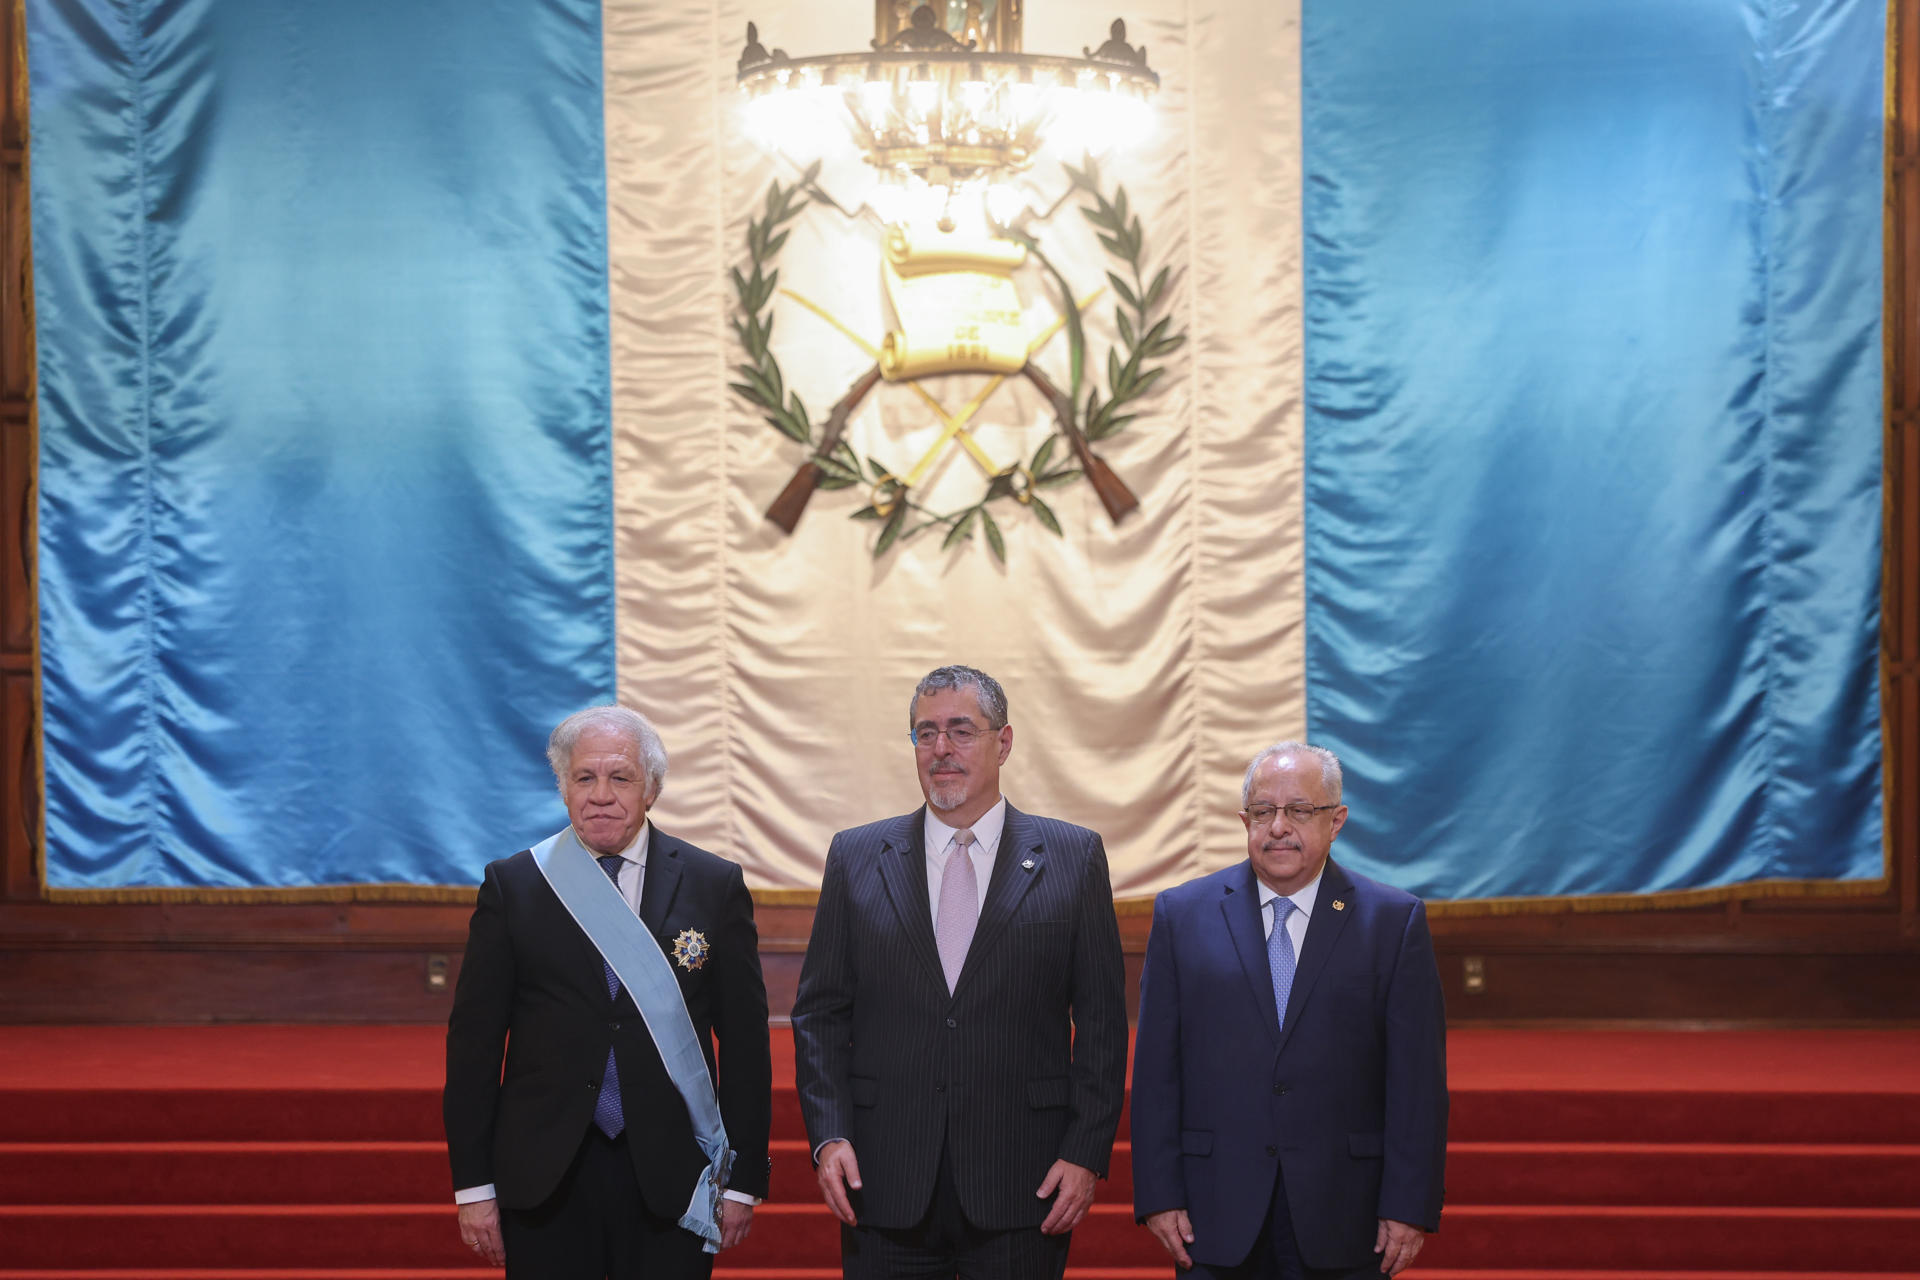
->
[593,853,627,1139]
[1268,896,1298,1031]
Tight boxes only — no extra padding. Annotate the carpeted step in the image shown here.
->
[13,1136,1918,1209]
[1447,1088,1920,1144]
[6,1202,1920,1271]
[0,1204,1152,1270]
[11,1082,1920,1145]
[1415,1205,1920,1270]
[0,1089,448,1144]
[0,1273,1161,1280]
[0,1088,813,1145]
[0,1275,1860,1280]
[1405,1273,1920,1280]
[0,1274,1178,1280]
[3,1272,1920,1280]
[1443,1141,1920,1206]
[0,1136,1128,1207]
[0,1143,452,1206]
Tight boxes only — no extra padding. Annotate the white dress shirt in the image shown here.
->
[455,824,756,1207]
[1256,861,1324,958]
[596,820,650,914]
[923,795,1006,922]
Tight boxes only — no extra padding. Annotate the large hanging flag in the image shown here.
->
[26,0,1883,907]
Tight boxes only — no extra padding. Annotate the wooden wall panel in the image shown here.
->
[2,674,33,899]
[0,402,27,656]
[1,0,33,913]
[0,150,26,403]
[0,0,1915,1023]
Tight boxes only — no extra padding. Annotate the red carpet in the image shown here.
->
[1,1027,1916,1278]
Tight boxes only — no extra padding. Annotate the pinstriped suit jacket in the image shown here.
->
[791,804,1129,1231]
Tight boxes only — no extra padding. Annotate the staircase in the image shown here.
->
[0,1026,1916,1278]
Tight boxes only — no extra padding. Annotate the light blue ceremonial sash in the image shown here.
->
[532,827,732,1251]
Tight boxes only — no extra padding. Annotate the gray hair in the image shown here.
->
[909,664,1009,729]
[1242,740,1343,807]
[548,705,669,801]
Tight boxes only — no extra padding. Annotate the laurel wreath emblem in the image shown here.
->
[731,158,1185,561]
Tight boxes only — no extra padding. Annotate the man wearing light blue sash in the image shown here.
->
[445,705,772,1278]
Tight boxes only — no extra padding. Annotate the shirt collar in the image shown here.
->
[579,819,650,867]
[1257,860,1325,919]
[924,795,1008,858]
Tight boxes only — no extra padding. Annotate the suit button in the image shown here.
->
[1272,1083,1287,1095]
[946,1018,957,1028]
[1266,1145,1278,1157]
[935,1082,946,1092]
[611,1022,622,1032]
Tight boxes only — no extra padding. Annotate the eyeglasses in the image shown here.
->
[1242,802,1340,827]
[908,723,997,749]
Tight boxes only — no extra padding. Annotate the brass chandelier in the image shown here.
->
[738,1,1157,220]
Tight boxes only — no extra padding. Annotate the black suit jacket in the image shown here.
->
[790,804,1129,1231]
[1131,858,1447,1270]
[443,826,772,1217]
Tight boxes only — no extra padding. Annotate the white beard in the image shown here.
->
[928,776,967,810]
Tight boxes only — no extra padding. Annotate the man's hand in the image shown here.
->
[718,1198,755,1250]
[1144,1207,1195,1270]
[1375,1218,1425,1276]
[815,1139,863,1226]
[1035,1159,1097,1235]
[457,1198,505,1268]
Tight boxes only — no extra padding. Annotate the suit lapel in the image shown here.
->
[1276,858,1356,1057]
[638,826,684,936]
[953,804,1043,995]
[874,810,946,987]
[1221,861,1281,1044]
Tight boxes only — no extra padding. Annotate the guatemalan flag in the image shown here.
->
[27,0,1884,906]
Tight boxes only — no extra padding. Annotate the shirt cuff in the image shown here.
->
[721,1189,761,1206]
[812,1137,847,1164]
[454,1184,497,1205]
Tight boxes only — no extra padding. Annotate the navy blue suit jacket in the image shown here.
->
[1130,857,1447,1270]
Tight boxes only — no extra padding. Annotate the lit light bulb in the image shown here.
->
[985,183,1027,226]
[870,182,907,224]
[1011,80,1040,121]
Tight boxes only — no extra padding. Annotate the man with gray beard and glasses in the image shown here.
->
[791,665,1128,1280]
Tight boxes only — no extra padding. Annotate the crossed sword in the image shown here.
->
[763,289,1139,533]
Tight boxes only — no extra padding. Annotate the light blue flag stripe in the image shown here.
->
[30,0,614,889]
[1302,0,1883,901]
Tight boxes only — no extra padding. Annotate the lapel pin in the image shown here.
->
[1022,858,1036,871]
[1331,899,1346,912]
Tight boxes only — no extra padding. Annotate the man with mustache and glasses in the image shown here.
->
[1131,742,1447,1279]
[791,665,1128,1280]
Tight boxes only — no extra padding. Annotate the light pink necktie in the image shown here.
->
[934,828,980,993]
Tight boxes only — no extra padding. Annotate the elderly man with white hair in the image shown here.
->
[444,705,772,1280]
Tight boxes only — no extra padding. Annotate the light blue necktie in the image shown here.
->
[593,854,626,1139]
[1268,897,1298,1031]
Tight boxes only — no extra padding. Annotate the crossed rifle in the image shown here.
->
[763,288,1139,533]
